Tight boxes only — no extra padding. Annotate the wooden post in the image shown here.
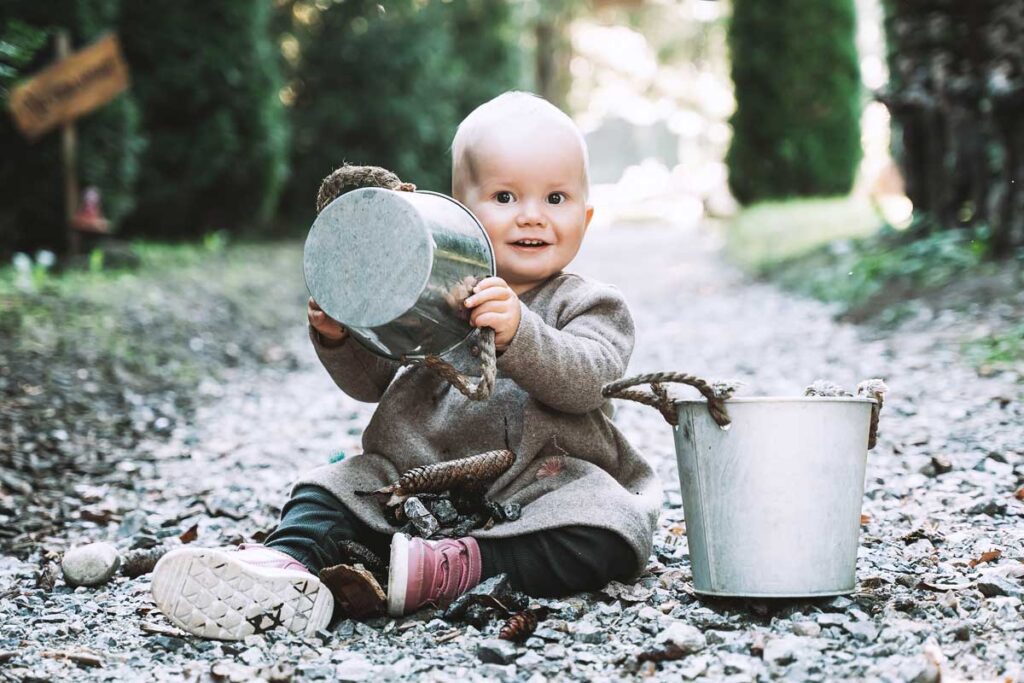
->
[56,30,80,256]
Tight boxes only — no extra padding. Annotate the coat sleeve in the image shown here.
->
[309,326,401,403]
[495,282,634,414]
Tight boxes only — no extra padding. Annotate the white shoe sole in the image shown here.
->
[150,547,333,641]
[387,534,410,617]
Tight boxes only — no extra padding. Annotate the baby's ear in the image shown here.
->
[584,205,595,232]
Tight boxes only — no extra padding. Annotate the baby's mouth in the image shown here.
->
[510,239,550,250]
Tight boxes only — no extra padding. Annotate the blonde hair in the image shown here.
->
[451,91,590,197]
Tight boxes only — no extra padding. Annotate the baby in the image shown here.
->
[151,91,660,640]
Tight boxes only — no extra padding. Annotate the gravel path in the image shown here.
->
[2,220,1022,682]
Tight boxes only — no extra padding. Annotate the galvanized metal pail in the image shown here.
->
[603,373,886,598]
[304,187,495,360]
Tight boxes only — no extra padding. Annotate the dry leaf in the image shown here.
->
[319,563,386,619]
[668,523,686,537]
[1015,486,1024,502]
[920,578,972,592]
[969,549,1002,568]
[178,524,199,544]
[860,513,871,525]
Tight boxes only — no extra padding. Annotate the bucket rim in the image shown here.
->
[673,396,877,405]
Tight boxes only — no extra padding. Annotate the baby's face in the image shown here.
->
[457,124,593,295]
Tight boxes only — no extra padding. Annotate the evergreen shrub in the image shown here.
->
[726,0,862,204]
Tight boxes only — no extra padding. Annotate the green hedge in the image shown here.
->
[117,1,288,239]
[277,0,522,223]
[726,0,862,204]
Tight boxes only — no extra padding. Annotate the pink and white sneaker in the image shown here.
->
[387,534,482,616]
[150,544,333,641]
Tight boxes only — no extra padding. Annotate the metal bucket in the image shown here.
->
[304,187,495,360]
[603,373,885,598]
[675,397,874,597]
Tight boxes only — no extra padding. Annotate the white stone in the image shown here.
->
[656,621,707,653]
[61,542,121,587]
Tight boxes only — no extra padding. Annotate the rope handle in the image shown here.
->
[315,164,498,401]
[855,379,888,450]
[601,371,734,428]
[402,328,497,401]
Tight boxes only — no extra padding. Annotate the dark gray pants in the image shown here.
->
[265,484,635,597]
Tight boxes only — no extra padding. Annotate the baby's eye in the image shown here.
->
[547,192,566,205]
[495,191,514,204]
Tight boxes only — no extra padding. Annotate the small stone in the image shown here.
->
[952,623,971,641]
[335,656,377,681]
[815,613,847,627]
[543,643,566,659]
[502,503,522,522]
[967,499,1007,517]
[515,651,544,668]
[478,639,518,665]
[151,635,187,652]
[573,622,605,644]
[679,654,710,679]
[61,542,121,587]
[826,596,853,610]
[763,636,799,665]
[573,651,601,664]
[842,620,878,642]
[656,621,707,654]
[977,576,1024,599]
[792,621,821,637]
[704,630,728,645]
[430,499,458,525]
[403,497,440,538]
[477,664,515,680]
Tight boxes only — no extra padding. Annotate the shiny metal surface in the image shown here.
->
[304,188,495,359]
[673,397,875,597]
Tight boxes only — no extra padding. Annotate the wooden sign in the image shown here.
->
[9,33,129,140]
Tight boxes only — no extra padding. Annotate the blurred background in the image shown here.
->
[0,0,1022,404]
[2,0,1021,257]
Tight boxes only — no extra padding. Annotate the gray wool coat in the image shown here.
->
[295,272,661,575]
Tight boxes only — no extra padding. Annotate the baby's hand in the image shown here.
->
[307,297,349,346]
[464,277,521,351]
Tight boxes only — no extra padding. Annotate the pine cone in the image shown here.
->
[373,449,515,505]
[315,164,415,214]
[338,541,386,574]
[499,610,538,642]
[121,545,175,578]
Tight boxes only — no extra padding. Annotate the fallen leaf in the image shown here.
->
[1015,486,1024,502]
[178,524,199,544]
[319,563,386,619]
[860,513,871,525]
[668,523,686,537]
[969,549,1002,568]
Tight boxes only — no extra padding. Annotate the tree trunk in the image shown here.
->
[881,0,1024,255]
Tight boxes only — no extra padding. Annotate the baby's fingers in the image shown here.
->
[472,276,509,293]
[464,286,512,308]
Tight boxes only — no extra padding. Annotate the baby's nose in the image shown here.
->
[516,200,546,225]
